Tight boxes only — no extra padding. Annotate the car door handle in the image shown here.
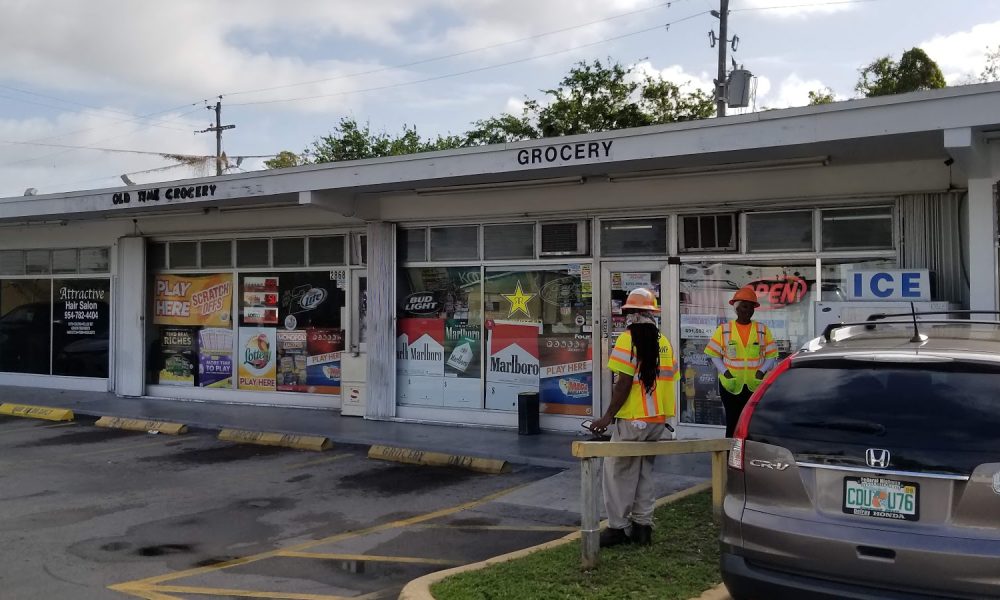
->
[857,546,896,562]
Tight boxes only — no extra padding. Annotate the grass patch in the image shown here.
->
[431,490,720,600]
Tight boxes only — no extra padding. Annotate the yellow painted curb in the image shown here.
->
[368,445,507,475]
[0,403,74,422]
[218,428,330,451]
[95,416,188,435]
[398,481,713,600]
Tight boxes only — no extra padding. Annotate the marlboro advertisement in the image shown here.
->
[539,335,593,416]
[444,319,481,378]
[486,321,541,409]
[237,327,277,391]
[396,318,445,377]
[159,326,196,386]
[153,274,233,327]
[198,327,233,388]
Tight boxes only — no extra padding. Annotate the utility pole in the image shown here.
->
[197,97,235,176]
[716,0,729,118]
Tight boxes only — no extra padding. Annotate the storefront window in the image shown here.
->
[484,265,592,415]
[747,211,814,253]
[821,207,893,250]
[601,218,667,256]
[0,279,52,374]
[52,279,110,377]
[678,262,815,426]
[397,266,483,408]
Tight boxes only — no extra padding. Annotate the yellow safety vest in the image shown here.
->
[704,321,778,394]
[607,330,677,419]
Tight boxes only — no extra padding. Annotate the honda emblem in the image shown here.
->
[865,448,891,469]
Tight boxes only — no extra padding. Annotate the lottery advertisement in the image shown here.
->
[241,276,279,326]
[276,329,309,392]
[538,335,593,416]
[237,327,277,391]
[304,328,343,395]
[159,326,196,386]
[153,274,233,327]
[197,327,233,388]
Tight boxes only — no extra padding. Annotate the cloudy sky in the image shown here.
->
[0,0,997,197]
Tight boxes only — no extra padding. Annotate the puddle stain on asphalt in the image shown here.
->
[286,473,313,483]
[137,543,195,557]
[336,464,476,496]
[15,428,143,447]
[137,443,292,465]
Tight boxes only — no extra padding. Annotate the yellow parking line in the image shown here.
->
[286,453,352,470]
[0,421,77,435]
[115,584,381,600]
[112,480,534,588]
[278,551,459,566]
[419,524,577,532]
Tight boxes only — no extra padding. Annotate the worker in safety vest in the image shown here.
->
[590,288,677,547]
[705,286,779,437]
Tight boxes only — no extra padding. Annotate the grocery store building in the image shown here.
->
[0,83,997,435]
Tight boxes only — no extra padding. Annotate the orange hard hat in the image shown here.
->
[729,286,760,307]
[622,288,660,313]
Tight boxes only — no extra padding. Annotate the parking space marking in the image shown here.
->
[0,421,77,435]
[118,584,382,600]
[286,453,352,469]
[278,551,460,566]
[110,480,534,597]
[0,437,183,472]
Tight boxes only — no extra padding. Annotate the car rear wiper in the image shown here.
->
[791,419,886,435]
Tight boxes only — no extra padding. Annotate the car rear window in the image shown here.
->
[748,360,1000,474]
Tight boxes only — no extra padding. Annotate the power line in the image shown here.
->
[0,85,196,132]
[230,13,709,108]
[731,0,882,12]
[222,0,695,100]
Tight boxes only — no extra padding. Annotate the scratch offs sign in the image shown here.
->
[304,328,344,394]
[396,319,445,377]
[237,327,276,391]
[538,335,593,416]
[154,274,233,326]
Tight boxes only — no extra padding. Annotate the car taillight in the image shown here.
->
[728,354,795,471]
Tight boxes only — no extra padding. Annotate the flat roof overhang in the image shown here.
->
[2,82,999,224]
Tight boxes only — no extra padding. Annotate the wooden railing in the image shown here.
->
[571,438,732,569]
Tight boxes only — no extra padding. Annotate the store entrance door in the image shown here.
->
[598,263,670,421]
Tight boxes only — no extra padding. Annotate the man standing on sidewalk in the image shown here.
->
[590,288,677,547]
[705,286,778,437]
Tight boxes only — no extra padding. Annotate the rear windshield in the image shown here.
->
[749,360,1000,474]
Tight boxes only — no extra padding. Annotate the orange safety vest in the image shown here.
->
[608,330,677,419]
[704,321,778,394]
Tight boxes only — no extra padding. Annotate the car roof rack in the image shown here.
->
[822,307,1000,343]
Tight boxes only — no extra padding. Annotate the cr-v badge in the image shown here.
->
[749,459,790,471]
[866,448,891,469]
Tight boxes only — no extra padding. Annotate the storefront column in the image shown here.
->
[365,221,396,418]
[967,177,998,311]
[114,236,146,396]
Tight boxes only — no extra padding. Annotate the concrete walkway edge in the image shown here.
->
[398,481,718,600]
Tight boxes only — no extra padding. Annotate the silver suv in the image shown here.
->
[721,316,1000,599]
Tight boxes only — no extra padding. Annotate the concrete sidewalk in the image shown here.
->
[2,385,713,477]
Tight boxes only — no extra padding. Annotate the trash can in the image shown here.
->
[517,392,541,435]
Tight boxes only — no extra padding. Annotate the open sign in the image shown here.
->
[750,276,809,310]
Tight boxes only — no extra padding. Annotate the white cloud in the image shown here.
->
[736,0,859,18]
[0,109,214,197]
[756,73,834,108]
[921,20,1000,84]
[631,61,715,95]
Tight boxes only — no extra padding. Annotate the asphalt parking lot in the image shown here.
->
[0,414,572,600]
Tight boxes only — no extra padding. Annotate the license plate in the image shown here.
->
[843,477,919,521]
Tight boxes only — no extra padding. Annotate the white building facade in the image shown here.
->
[0,84,998,436]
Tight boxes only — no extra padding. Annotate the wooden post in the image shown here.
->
[580,457,600,570]
[711,450,728,522]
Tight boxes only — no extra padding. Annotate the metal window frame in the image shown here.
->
[599,216,669,257]
[744,209,817,254]
[678,213,739,253]
[819,205,895,251]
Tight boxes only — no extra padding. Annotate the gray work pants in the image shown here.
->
[602,419,666,530]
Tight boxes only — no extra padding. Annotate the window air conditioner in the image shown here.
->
[539,221,589,256]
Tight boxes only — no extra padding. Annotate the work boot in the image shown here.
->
[599,527,630,547]
[630,522,653,546]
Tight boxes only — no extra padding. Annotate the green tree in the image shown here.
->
[856,47,946,97]
[807,88,836,105]
[263,150,303,170]
[981,46,1000,83]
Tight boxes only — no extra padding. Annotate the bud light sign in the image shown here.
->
[403,293,439,316]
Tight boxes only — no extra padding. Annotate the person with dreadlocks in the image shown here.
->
[590,287,677,547]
